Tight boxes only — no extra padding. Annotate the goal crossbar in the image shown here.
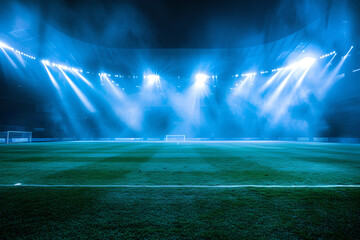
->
[165,135,186,142]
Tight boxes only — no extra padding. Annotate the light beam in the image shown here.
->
[59,69,96,113]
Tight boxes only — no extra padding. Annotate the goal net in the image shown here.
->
[165,135,186,142]
[0,131,32,144]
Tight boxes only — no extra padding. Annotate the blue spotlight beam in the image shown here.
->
[262,57,317,106]
[273,64,317,122]
[170,73,211,126]
[73,70,94,89]
[293,65,313,91]
[101,75,143,131]
[316,48,352,99]
[343,46,353,60]
[13,51,26,67]
[42,61,61,91]
[314,54,337,84]
[264,69,296,112]
[101,75,125,99]
[258,71,282,94]
[1,48,18,69]
[59,68,96,113]
[232,75,250,96]
[41,62,88,136]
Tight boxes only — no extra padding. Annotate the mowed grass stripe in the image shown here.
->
[0,142,359,185]
[0,143,155,185]
[191,142,360,185]
[41,143,159,185]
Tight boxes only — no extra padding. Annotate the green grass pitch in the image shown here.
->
[0,141,359,239]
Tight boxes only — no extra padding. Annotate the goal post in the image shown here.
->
[165,135,186,142]
[0,131,32,144]
[0,132,7,144]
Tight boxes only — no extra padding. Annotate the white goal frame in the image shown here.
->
[165,135,186,142]
[0,131,32,144]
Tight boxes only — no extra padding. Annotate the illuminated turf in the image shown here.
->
[0,142,359,239]
[0,141,359,185]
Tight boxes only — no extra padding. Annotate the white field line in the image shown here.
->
[0,184,359,188]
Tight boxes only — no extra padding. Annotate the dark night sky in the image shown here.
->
[20,0,330,48]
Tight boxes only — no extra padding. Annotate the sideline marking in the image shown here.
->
[0,184,359,188]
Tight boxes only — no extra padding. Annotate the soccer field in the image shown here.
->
[0,141,359,239]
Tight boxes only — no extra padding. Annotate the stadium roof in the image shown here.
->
[1,0,324,49]
[0,0,358,74]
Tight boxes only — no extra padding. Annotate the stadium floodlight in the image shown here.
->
[286,57,316,70]
[297,57,316,68]
[241,72,256,77]
[0,41,14,51]
[43,62,82,72]
[57,64,70,71]
[195,73,209,88]
[0,42,34,59]
[41,60,50,66]
[272,67,284,72]
[99,73,109,77]
[145,74,160,85]
[71,67,82,72]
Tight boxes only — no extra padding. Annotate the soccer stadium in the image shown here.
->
[0,0,359,239]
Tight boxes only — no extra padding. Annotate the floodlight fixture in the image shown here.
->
[195,73,209,88]
[41,60,50,66]
[144,74,160,87]
[146,74,160,82]
[296,57,316,68]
